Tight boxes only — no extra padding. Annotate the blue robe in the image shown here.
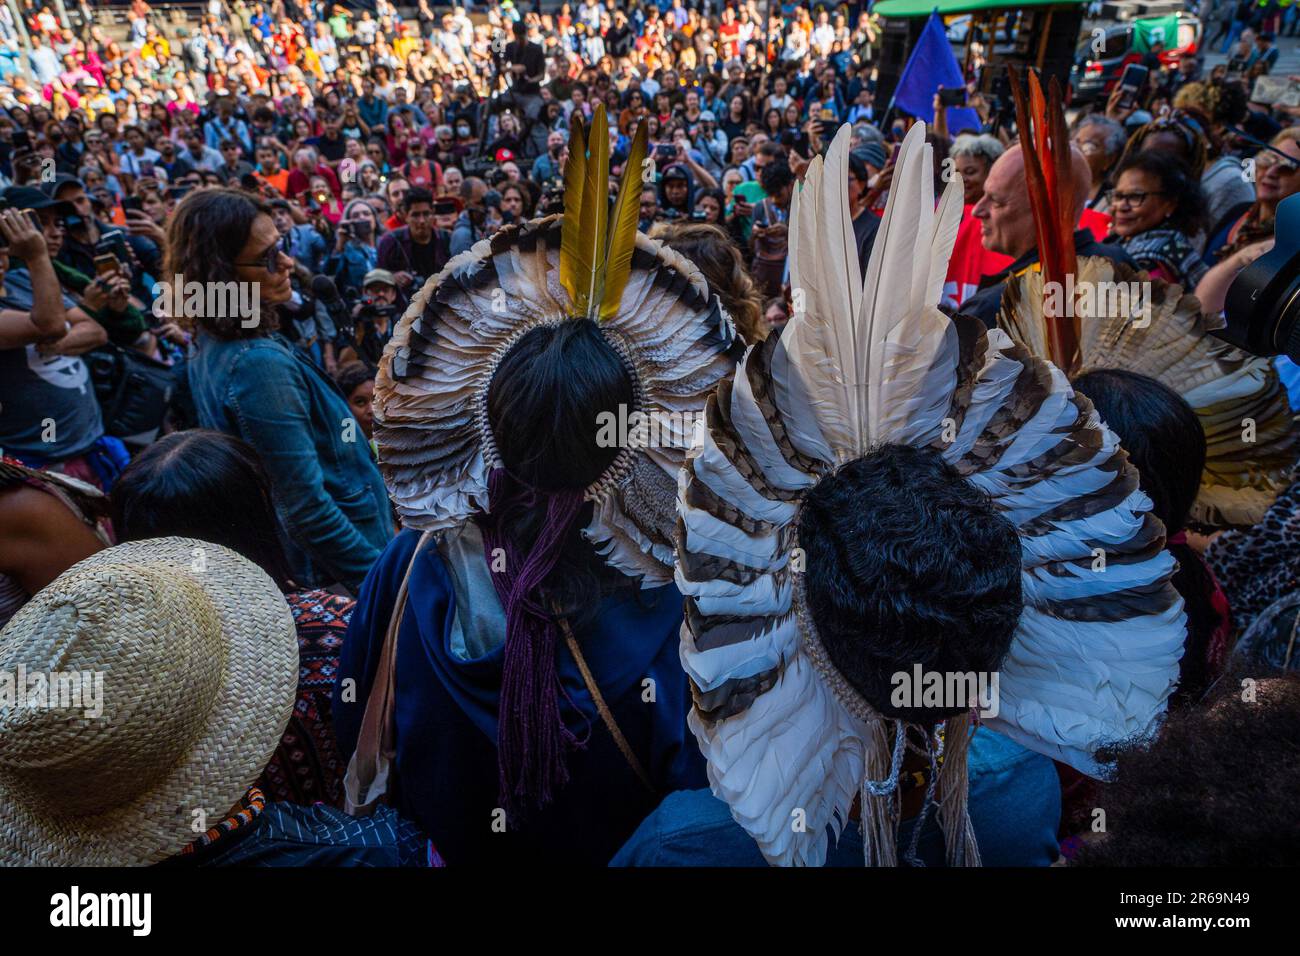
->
[334,526,706,865]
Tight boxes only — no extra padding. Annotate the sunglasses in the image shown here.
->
[235,236,288,274]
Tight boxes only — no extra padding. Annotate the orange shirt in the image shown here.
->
[259,167,291,196]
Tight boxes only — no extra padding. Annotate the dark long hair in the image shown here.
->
[163,187,278,340]
[1072,369,1221,706]
[110,429,295,591]
[476,319,638,811]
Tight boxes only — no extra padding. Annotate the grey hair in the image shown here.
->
[1073,114,1127,157]
[949,133,1005,165]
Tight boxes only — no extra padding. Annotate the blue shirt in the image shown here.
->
[334,526,708,866]
[611,728,1061,866]
[186,331,391,591]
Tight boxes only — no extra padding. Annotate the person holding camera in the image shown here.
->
[749,157,795,298]
[326,198,382,298]
[0,202,124,492]
[338,268,401,371]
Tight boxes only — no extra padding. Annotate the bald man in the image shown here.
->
[959,144,1135,327]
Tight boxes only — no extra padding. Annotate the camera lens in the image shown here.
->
[1221,194,1300,360]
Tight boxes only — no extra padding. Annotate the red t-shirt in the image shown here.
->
[719,22,740,59]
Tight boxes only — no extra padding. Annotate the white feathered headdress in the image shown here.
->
[674,122,1186,867]
[374,104,740,586]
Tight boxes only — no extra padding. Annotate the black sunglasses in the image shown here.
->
[235,236,288,274]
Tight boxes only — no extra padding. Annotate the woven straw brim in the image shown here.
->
[0,538,298,867]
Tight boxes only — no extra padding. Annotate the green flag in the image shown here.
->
[1132,15,1179,52]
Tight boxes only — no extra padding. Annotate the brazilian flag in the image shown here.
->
[1132,15,1179,52]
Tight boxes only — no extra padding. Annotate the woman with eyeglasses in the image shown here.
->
[1205,128,1300,264]
[170,189,393,595]
[1106,151,1209,289]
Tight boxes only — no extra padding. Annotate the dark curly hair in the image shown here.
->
[163,187,278,340]
[1113,150,1208,236]
[1075,671,1300,866]
[799,444,1024,722]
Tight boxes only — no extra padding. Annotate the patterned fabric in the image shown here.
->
[180,787,267,856]
[1206,470,1300,634]
[171,799,442,867]
[255,589,352,806]
[1117,227,1208,289]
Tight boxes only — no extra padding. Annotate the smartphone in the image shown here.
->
[938,87,967,107]
[121,196,144,215]
[655,143,675,162]
[1118,63,1149,106]
[433,199,459,217]
[94,253,120,277]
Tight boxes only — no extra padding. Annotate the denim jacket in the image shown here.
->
[187,331,392,592]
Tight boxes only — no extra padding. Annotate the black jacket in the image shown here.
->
[959,229,1136,327]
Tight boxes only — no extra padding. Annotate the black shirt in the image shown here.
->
[306,133,348,164]
[409,235,440,280]
[505,40,546,95]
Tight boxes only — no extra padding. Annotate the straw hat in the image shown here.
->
[0,538,298,866]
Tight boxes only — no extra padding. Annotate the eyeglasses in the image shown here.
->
[1256,153,1300,176]
[235,237,288,274]
[1108,189,1166,208]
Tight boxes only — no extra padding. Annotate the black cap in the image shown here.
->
[40,173,84,200]
[1,185,74,215]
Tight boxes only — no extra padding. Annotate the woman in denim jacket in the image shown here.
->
[167,188,392,594]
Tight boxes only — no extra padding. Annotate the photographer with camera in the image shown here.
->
[326,199,382,298]
[46,174,161,305]
[337,268,402,372]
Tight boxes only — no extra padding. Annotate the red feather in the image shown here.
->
[1009,66,1080,373]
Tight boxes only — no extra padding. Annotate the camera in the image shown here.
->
[1218,194,1300,361]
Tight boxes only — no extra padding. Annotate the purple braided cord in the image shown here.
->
[481,467,586,814]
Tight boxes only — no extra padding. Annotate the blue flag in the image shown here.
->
[893,10,982,134]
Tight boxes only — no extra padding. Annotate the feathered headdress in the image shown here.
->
[675,122,1185,866]
[374,104,739,809]
[998,70,1300,527]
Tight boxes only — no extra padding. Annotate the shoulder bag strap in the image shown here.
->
[555,614,655,793]
[343,529,436,815]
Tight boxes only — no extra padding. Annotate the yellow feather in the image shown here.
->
[575,104,610,318]
[600,120,648,321]
[559,115,588,312]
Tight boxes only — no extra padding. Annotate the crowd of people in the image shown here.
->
[0,0,1298,869]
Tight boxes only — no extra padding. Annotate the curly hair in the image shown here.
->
[799,444,1024,722]
[648,221,766,344]
[1113,150,1208,237]
[1075,671,1300,866]
[163,187,277,340]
